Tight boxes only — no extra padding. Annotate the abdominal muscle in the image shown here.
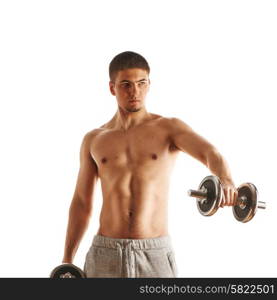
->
[96,173,170,239]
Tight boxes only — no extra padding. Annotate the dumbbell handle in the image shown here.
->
[187,189,266,209]
[188,189,206,199]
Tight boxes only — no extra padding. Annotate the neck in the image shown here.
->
[111,106,151,131]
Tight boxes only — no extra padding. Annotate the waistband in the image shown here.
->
[92,234,172,250]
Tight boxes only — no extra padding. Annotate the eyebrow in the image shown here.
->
[119,79,148,83]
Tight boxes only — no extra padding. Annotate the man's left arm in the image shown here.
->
[169,117,238,206]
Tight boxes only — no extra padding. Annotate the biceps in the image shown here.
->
[173,129,216,165]
[73,157,98,208]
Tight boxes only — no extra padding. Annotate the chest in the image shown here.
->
[90,126,177,169]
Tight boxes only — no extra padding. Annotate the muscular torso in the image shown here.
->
[89,114,180,238]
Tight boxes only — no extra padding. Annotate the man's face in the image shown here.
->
[109,68,150,113]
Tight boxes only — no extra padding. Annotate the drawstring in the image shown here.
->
[116,241,135,277]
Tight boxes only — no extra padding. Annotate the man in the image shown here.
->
[62,51,238,278]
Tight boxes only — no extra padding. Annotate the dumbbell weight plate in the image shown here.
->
[232,183,258,223]
[196,175,222,216]
[50,263,86,278]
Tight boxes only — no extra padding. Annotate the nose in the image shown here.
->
[130,84,139,99]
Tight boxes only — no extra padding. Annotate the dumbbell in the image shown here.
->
[187,175,266,222]
[50,263,86,278]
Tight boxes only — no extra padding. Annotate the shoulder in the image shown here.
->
[82,127,105,145]
[148,113,173,126]
[157,116,192,132]
[84,128,100,138]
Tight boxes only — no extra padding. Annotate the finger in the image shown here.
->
[227,188,232,206]
[224,188,229,206]
[226,188,233,206]
[231,189,236,206]
[234,189,238,205]
[220,190,225,207]
[224,188,228,206]
[230,189,235,206]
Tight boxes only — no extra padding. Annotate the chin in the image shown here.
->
[126,107,141,112]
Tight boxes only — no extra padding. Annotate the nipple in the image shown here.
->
[101,157,107,163]
[151,153,158,160]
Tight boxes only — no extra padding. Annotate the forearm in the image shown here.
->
[206,150,234,184]
[62,200,92,263]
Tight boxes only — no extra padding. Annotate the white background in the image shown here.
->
[0,0,276,277]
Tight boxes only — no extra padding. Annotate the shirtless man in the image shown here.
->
[62,51,237,278]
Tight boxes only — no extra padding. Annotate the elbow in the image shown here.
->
[70,197,92,216]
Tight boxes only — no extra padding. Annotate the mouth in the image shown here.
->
[129,100,140,103]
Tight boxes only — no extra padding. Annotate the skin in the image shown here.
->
[62,68,238,263]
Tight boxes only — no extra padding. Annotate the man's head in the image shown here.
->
[109,51,151,113]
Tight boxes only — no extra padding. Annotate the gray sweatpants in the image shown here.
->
[83,234,178,278]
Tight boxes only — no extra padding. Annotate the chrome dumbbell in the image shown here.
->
[50,263,86,278]
[188,175,266,222]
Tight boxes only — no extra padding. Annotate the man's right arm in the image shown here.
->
[62,131,98,263]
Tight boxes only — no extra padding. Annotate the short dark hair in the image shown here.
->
[109,51,150,82]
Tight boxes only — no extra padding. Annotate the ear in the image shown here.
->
[109,81,116,96]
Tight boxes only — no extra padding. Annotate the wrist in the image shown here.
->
[62,257,73,264]
[220,176,234,185]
